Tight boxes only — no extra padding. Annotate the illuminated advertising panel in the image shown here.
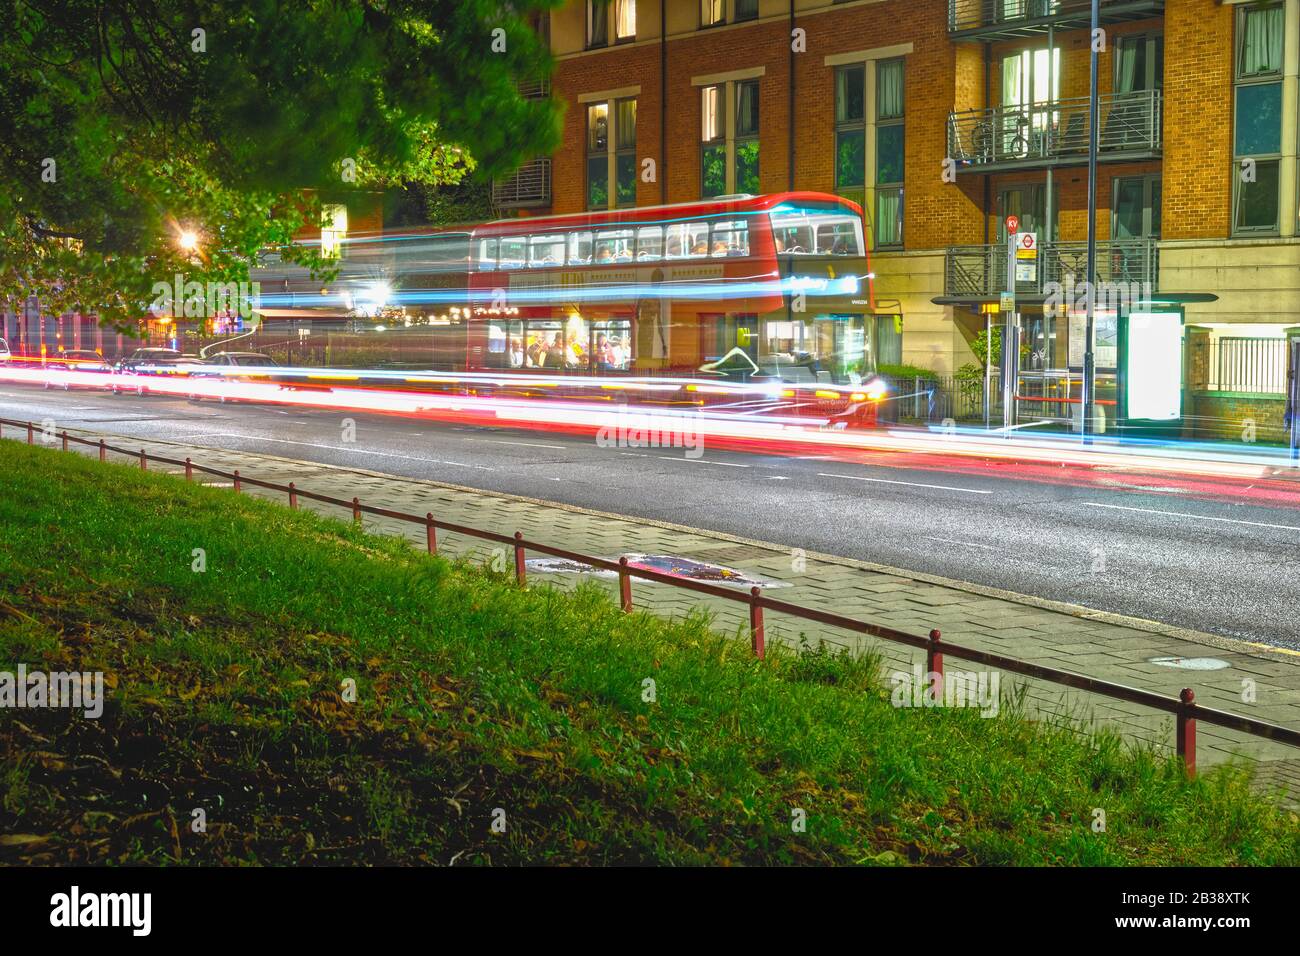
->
[1125,311,1182,421]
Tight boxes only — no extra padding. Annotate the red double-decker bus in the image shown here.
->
[465,192,875,387]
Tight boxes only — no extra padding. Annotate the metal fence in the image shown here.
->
[877,374,991,423]
[1210,337,1289,395]
[9,413,1297,778]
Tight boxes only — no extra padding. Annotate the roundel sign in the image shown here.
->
[1019,232,1036,253]
[1005,215,1019,235]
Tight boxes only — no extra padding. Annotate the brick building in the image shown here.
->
[495,0,1300,430]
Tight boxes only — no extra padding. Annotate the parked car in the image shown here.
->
[111,347,187,395]
[44,350,112,390]
[0,338,11,366]
[188,351,279,402]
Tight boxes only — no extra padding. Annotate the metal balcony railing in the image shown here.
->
[492,158,552,208]
[517,76,551,99]
[948,0,1165,38]
[948,89,1161,172]
[945,237,1159,299]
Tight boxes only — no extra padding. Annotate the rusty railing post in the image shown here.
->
[425,513,437,554]
[184,457,193,480]
[139,448,147,471]
[288,481,298,509]
[618,556,633,612]
[513,531,527,586]
[352,496,362,524]
[99,439,107,462]
[60,430,68,452]
[27,422,34,445]
[1177,688,1197,778]
[927,629,944,682]
[749,586,765,659]
[233,469,241,493]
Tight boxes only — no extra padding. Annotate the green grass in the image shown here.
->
[0,440,1296,865]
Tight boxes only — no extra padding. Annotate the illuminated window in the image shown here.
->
[615,0,636,41]
[321,204,347,259]
[701,80,759,198]
[701,0,755,27]
[587,97,637,210]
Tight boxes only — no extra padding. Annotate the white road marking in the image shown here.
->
[763,475,791,480]
[660,456,750,467]
[925,535,997,550]
[485,439,566,450]
[818,473,992,494]
[1084,501,1300,531]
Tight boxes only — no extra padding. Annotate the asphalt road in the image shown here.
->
[4,383,1300,647]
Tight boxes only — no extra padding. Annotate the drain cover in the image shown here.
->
[1148,657,1230,671]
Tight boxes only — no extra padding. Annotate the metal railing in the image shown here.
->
[492,157,552,208]
[948,0,1164,36]
[6,415,1300,779]
[1209,337,1289,395]
[948,89,1161,170]
[945,237,1158,298]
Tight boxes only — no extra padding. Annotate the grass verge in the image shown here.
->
[0,440,1297,865]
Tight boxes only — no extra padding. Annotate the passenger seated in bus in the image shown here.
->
[665,238,683,258]
[509,339,525,368]
[596,247,613,263]
[613,247,633,261]
[711,240,729,257]
[691,240,709,256]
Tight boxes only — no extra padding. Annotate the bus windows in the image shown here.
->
[816,219,863,256]
[477,238,498,271]
[636,225,663,260]
[594,228,634,263]
[711,220,749,257]
[529,234,566,266]
[498,237,526,269]
[665,222,709,259]
[568,231,594,265]
[770,206,865,256]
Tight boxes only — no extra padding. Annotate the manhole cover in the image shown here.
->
[1148,657,1230,671]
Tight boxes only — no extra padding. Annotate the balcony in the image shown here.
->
[944,237,1159,301]
[948,0,1165,41]
[493,157,552,208]
[948,89,1160,174]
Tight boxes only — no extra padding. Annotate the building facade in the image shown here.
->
[494,0,1300,434]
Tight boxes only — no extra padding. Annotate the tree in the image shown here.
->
[0,0,560,328]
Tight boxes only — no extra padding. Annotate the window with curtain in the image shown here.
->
[734,79,760,194]
[834,65,866,199]
[614,0,636,41]
[1115,34,1162,94]
[875,58,904,248]
[588,1,609,48]
[1233,3,1284,234]
[587,104,609,210]
[1238,3,1284,78]
[701,0,724,28]
[701,85,725,197]
[615,98,637,206]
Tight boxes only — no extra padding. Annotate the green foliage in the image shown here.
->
[2,441,1298,865]
[0,0,561,326]
[876,363,938,380]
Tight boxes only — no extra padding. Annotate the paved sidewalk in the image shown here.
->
[19,425,1300,801]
